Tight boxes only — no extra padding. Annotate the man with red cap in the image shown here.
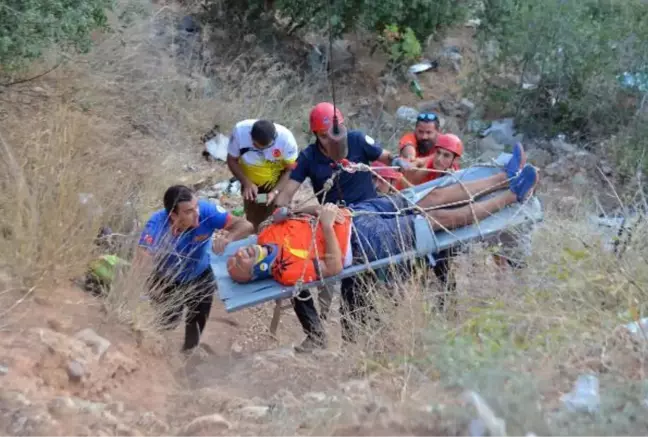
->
[273,102,406,352]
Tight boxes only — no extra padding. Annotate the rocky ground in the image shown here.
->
[0,2,640,435]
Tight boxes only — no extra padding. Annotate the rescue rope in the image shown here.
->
[277,160,526,301]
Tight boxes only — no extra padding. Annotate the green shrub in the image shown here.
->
[204,0,467,56]
[0,0,112,72]
[470,0,648,140]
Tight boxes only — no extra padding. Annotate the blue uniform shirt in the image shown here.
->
[138,200,230,283]
[290,130,384,205]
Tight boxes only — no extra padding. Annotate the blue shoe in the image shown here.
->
[510,165,538,202]
[505,142,526,179]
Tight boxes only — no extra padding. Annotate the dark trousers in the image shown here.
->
[292,275,370,342]
[431,248,458,311]
[148,268,215,351]
[292,248,458,341]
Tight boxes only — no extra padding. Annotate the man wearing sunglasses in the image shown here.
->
[398,112,442,161]
[226,119,299,230]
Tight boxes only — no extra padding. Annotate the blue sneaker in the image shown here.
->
[505,142,526,179]
[510,165,538,202]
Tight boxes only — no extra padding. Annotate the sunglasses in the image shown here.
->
[417,113,438,122]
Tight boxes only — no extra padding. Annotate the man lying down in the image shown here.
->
[226,144,536,345]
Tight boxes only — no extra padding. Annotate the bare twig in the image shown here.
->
[1,62,62,87]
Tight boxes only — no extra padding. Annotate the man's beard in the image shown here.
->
[417,139,434,156]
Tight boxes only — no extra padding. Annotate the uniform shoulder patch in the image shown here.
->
[364,135,375,145]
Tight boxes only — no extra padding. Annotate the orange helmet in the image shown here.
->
[434,133,464,157]
[309,102,345,133]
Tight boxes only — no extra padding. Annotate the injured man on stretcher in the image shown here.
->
[226,148,537,287]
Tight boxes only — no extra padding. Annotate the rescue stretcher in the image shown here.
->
[211,153,544,322]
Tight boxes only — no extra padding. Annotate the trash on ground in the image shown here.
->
[408,60,437,75]
[561,373,600,414]
[203,133,229,162]
[623,317,648,341]
[462,390,507,436]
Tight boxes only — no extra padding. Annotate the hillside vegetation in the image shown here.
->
[1,0,648,435]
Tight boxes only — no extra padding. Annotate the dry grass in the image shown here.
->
[3,0,648,434]
[321,195,648,435]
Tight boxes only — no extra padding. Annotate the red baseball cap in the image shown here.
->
[371,161,402,180]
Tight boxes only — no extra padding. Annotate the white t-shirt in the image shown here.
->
[227,119,299,189]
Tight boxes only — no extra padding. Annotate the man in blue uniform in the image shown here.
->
[136,185,254,352]
[273,102,407,352]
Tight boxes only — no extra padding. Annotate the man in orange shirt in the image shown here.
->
[227,147,534,350]
[398,112,441,161]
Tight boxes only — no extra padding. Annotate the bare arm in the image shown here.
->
[376,149,395,165]
[224,214,254,241]
[400,144,416,160]
[317,204,344,277]
[213,214,255,254]
[268,168,293,204]
[273,178,301,207]
[227,155,253,188]
[401,157,433,185]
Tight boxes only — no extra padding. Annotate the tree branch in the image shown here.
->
[0,62,62,88]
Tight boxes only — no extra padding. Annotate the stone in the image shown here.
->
[108,401,125,415]
[0,363,7,375]
[572,172,589,187]
[178,16,200,33]
[439,99,463,117]
[459,98,476,114]
[181,414,232,435]
[48,396,79,417]
[116,423,142,436]
[601,164,613,176]
[303,392,328,403]
[417,100,441,113]
[478,150,504,162]
[74,328,111,358]
[550,138,578,154]
[481,118,520,146]
[137,412,170,434]
[526,149,553,168]
[231,342,243,354]
[467,119,490,133]
[396,106,419,124]
[239,405,270,420]
[340,379,371,396]
[66,360,85,382]
[479,135,506,152]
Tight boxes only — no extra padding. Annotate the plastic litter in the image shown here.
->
[408,60,436,74]
[462,390,507,436]
[623,317,648,341]
[204,132,229,162]
[618,71,648,93]
[561,374,600,414]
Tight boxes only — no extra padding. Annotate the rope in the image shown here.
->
[263,159,522,300]
[326,0,341,135]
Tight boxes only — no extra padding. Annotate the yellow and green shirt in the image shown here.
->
[227,119,299,190]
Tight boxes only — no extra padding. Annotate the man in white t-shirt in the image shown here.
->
[226,119,299,230]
